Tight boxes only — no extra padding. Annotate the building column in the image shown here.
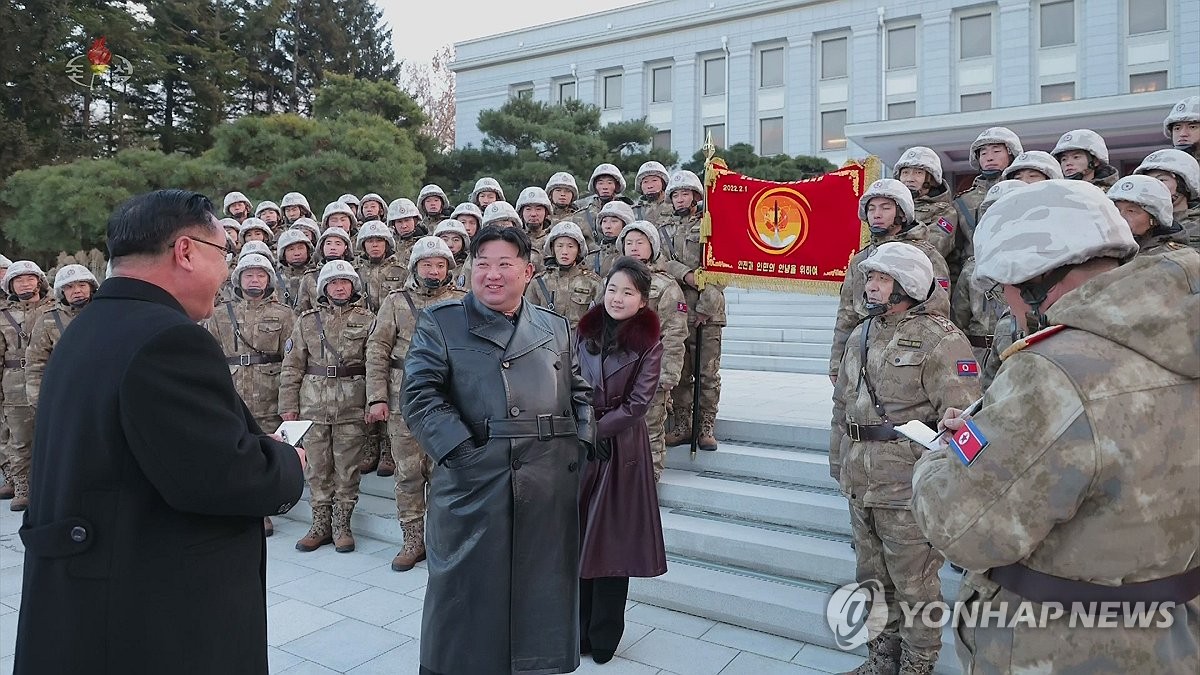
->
[850,23,881,127]
[623,65,644,120]
[727,46,753,147]
[673,57,697,158]
[786,36,814,156]
[577,73,597,106]
[921,10,953,116]
[1079,0,1120,97]
[997,0,1033,106]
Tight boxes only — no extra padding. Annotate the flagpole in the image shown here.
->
[691,132,717,461]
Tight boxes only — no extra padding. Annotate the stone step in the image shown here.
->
[724,292,840,306]
[722,326,835,344]
[725,303,838,319]
[723,339,831,359]
[727,314,837,330]
[712,417,830,450]
[722,353,830,375]
[665,443,834,486]
[656,469,851,535]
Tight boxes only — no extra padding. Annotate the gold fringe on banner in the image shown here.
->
[704,271,845,295]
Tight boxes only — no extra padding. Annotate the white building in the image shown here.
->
[451,0,1198,188]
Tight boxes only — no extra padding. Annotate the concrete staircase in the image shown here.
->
[721,288,838,375]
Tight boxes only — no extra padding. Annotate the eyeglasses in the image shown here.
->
[171,236,235,256]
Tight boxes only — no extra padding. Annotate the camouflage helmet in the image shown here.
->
[316,259,362,298]
[218,217,242,234]
[858,178,916,224]
[893,147,943,184]
[238,240,277,264]
[617,221,662,262]
[545,171,579,198]
[238,217,274,245]
[1002,151,1065,181]
[515,186,553,212]
[450,202,483,222]
[597,199,636,227]
[471,177,506,203]
[974,180,1137,286]
[316,226,353,257]
[1052,129,1110,165]
[858,242,934,302]
[321,201,356,228]
[255,200,282,219]
[666,170,704,200]
[635,161,670,188]
[0,254,11,268]
[590,163,627,193]
[338,193,361,209]
[3,260,49,297]
[291,217,321,242]
[408,235,457,279]
[1133,148,1200,201]
[417,184,450,216]
[1163,95,1200,139]
[979,180,1030,219]
[280,191,312,213]
[276,228,314,259]
[52,264,98,303]
[387,198,421,222]
[1108,175,1175,230]
[543,221,588,259]
[433,219,472,249]
[482,201,521,228]
[359,192,388,215]
[222,191,252,215]
[356,220,396,255]
[232,253,278,292]
[969,127,1023,171]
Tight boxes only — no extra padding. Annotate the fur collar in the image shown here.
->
[578,305,660,355]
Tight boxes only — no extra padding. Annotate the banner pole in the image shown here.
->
[691,133,719,461]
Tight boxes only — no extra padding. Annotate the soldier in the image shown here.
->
[516,186,554,270]
[435,219,472,288]
[280,260,374,553]
[339,193,361,219]
[386,198,425,263]
[223,191,253,224]
[525,221,603,332]
[239,217,274,249]
[291,217,321,247]
[571,163,635,246]
[893,147,957,259]
[1052,129,1120,189]
[911,180,1200,675]
[450,202,482,239]
[829,242,980,675]
[1,261,54,511]
[589,200,634,278]
[321,200,357,235]
[546,171,580,222]
[616,221,688,480]
[0,254,9,498]
[25,264,97,409]
[659,170,726,451]
[281,191,313,225]
[0,254,9,281]
[633,161,672,224]
[203,253,296,537]
[219,218,243,253]
[950,127,1023,281]
[1000,150,1064,183]
[276,229,315,311]
[471,177,505,209]
[417,184,452,233]
[359,192,387,224]
[1164,95,1200,161]
[255,200,285,236]
[295,227,354,312]
[1108,176,1190,257]
[1133,148,1200,249]
[365,236,466,572]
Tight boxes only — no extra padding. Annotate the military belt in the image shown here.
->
[990,563,1200,605]
[472,415,577,443]
[305,365,366,378]
[967,335,993,349]
[2,358,26,370]
[227,354,283,366]
[845,422,900,442]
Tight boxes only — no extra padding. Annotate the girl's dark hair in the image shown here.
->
[606,256,652,299]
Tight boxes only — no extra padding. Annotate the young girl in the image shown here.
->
[574,256,668,664]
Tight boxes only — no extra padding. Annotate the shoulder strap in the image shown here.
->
[51,309,65,335]
[857,318,891,424]
[535,277,554,310]
[224,302,240,352]
[659,224,677,259]
[2,308,26,349]
[401,290,419,321]
[312,310,344,365]
[953,196,976,234]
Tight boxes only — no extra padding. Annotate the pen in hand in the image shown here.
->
[932,396,985,445]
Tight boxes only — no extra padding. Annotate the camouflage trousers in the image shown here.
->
[849,504,944,659]
[304,421,366,507]
[387,415,431,523]
[254,414,283,437]
[1,405,35,478]
[646,388,671,479]
[671,323,722,422]
[362,421,390,465]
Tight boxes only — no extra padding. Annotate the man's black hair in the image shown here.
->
[107,189,218,259]
[470,224,532,262]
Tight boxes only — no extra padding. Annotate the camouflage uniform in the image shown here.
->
[949,256,1009,375]
[525,264,602,332]
[355,245,409,312]
[912,184,957,260]
[545,171,580,225]
[949,127,1024,283]
[276,229,316,311]
[24,303,83,406]
[0,272,53,509]
[830,244,980,673]
[1052,129,1121,190]
[1133,148,1200,252]
[295,228,355,312]
[417,184,452,235]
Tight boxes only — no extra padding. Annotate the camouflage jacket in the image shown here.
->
[277,263,314,310]
[829,224,950,380]
[912,249,1200,674]
[526,224,549,275]
[1136,228,1191,257]
[569,194,634,248]
[584,237,621,279]
[950,256,1009,340]
[948,173,999,282]
[452,255,472,292]
[0,297,53,407]
[634,195,673,225]
[356,254,408,313]
[524,264,604,331]
[913,181,957,260]
[365,283,466,408]
[982,311,1020,390]
[660,210,727,324]
[829,288,979,507]
[649,267,690,392]
[550,203,578,225]
[294,255,358,312]
[279,299,375,423]
[1176,201,1200,251]
[203,296,295,421]
[24,302,84,405]
[1087,164,1120,190]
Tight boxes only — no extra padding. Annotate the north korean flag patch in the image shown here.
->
[937,217,955,234]
[950,419,989,465]
[677,301,688,313]
[957,360,979,377]
[936,277,950,289]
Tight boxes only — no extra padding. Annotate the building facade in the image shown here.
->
[452,0,1198,183]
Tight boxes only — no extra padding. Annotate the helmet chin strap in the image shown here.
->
[1016,266,1072,332]
[862,290,908,317]
[980,168,1002,179]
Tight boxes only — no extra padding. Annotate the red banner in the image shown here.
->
[701,160,875,293]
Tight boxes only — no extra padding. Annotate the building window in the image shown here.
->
[651,66,672,103]
[703,123,726,148]
[1129,0,1167,34]
[512,85,533,100]
[1041,82,1075,102]
[821,37,848,79]
[652,130,672,151]
[1130,71,1168,92]
[557,81,576,103]
[760,47,785,88]
[887,26,917,69]
[603,74,623,109]
[703,57,726,95]
[759,117,784,155]
[959,14,992,59]
[820,110,846,150]
[887,101,916,119]
[960,92,992,112]
[1040,1,1074,47]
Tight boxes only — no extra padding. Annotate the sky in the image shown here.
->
[378,0,647,66]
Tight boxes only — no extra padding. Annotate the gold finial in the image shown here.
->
[703,130,716,162]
